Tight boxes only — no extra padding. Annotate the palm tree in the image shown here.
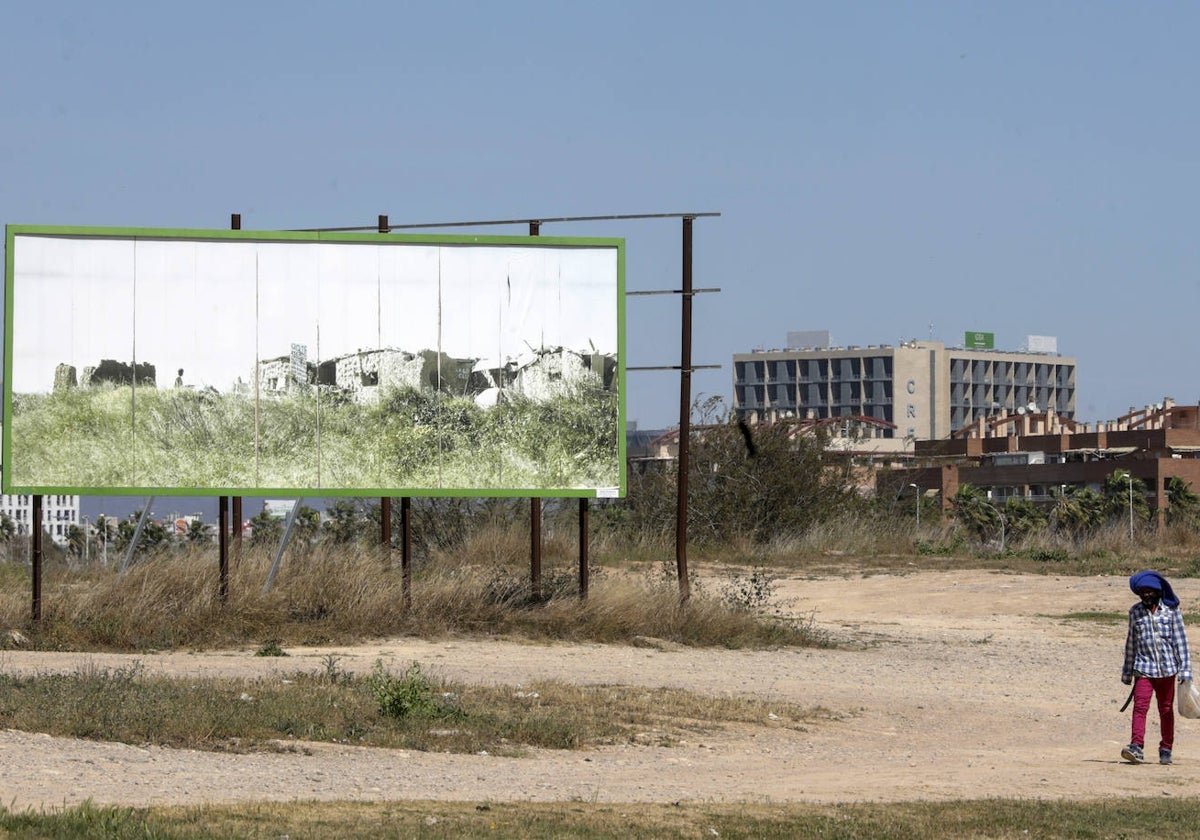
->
[248,509,284,547]
[66,524,86,559]
[1052,486,1106,537]
[186,518,210,543]
[1101,470,1150,527]
[1002,497,1047,541]
[1167,477,1200,526]
[950,484,1001,542]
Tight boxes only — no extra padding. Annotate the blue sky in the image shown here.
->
[4,0,1198,436]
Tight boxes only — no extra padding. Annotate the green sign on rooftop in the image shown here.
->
[965,331,995,350]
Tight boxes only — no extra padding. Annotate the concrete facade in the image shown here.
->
[733,340,1077,440]
[0,494,80,546]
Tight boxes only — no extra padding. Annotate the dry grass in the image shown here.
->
[0,532,821,652]
[7,510,1200,653]
[5,797,1200,839]
[0,660,821,755]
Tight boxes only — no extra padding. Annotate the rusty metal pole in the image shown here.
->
[381,497,393,559]
[528,220,543,601]
[218,496,229,603]
[231,497,242,560]
[676,217,694,601]
[400,496,412,608]
[230,213,243,566]
[378,215,394,560]
[31,495,43,622]
[578,498,589,600]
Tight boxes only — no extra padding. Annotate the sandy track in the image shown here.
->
[1,569,1190,810]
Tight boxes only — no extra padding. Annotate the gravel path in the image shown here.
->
[2,569,1189,810]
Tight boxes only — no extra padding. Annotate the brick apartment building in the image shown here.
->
[879,399,1200,532]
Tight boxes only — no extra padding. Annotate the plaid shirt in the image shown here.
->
[1123,602,1192,682]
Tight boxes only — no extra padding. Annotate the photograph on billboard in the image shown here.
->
[4,226,624,497]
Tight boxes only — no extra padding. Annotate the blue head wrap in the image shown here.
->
[1129,570,1180,609]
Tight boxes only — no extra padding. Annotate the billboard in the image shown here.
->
[964,330,995,350]
[786,329,831,349]
[1026,335,1058,354]
[5,226,624,498]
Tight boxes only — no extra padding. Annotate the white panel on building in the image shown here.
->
[1026,335,1058,354]
[786,330,831,349]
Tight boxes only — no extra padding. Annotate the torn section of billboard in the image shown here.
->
[4,225,625,497]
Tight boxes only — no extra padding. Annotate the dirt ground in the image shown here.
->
[0,569,1192,811]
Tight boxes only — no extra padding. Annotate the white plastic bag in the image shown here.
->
[1178,679,1200,719]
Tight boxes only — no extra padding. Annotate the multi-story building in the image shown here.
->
[0,494,81,545]
[733,338,1077,441]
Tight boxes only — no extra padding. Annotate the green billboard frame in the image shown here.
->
[4,225,625,498]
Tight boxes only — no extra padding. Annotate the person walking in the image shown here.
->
[1121,569,1192,765]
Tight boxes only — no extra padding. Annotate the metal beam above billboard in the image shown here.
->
[4,225,625,498]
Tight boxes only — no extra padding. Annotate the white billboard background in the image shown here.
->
[13,236,617,394]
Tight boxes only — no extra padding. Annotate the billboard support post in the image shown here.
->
[218,496,229,603]
[528,220,544,601]
[230,213,243,566]
[232,497,242,561]
[400,496,412,608]
[578,498,589,600]
[378,215,394,564]
[675,216,694,602]
[31,495,42,622]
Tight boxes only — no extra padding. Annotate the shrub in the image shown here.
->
[1025,548,1069,563]
[720,567,778,612]
[365,660,446,720]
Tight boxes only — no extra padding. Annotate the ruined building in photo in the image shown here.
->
[470,348,617,406]
[53,360,158,392]
[254,344,616,406]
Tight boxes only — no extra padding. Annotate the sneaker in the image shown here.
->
[1122,744,1145,763]
[1160,749,1173,765]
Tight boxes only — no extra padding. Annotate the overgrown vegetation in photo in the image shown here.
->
[9,380,619,491]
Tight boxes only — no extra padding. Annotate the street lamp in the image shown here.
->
[97,516,107,566]
[1125,472,1135,541]
[909,483,920,529]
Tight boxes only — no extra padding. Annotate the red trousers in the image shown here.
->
[1131,675,1176,751]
